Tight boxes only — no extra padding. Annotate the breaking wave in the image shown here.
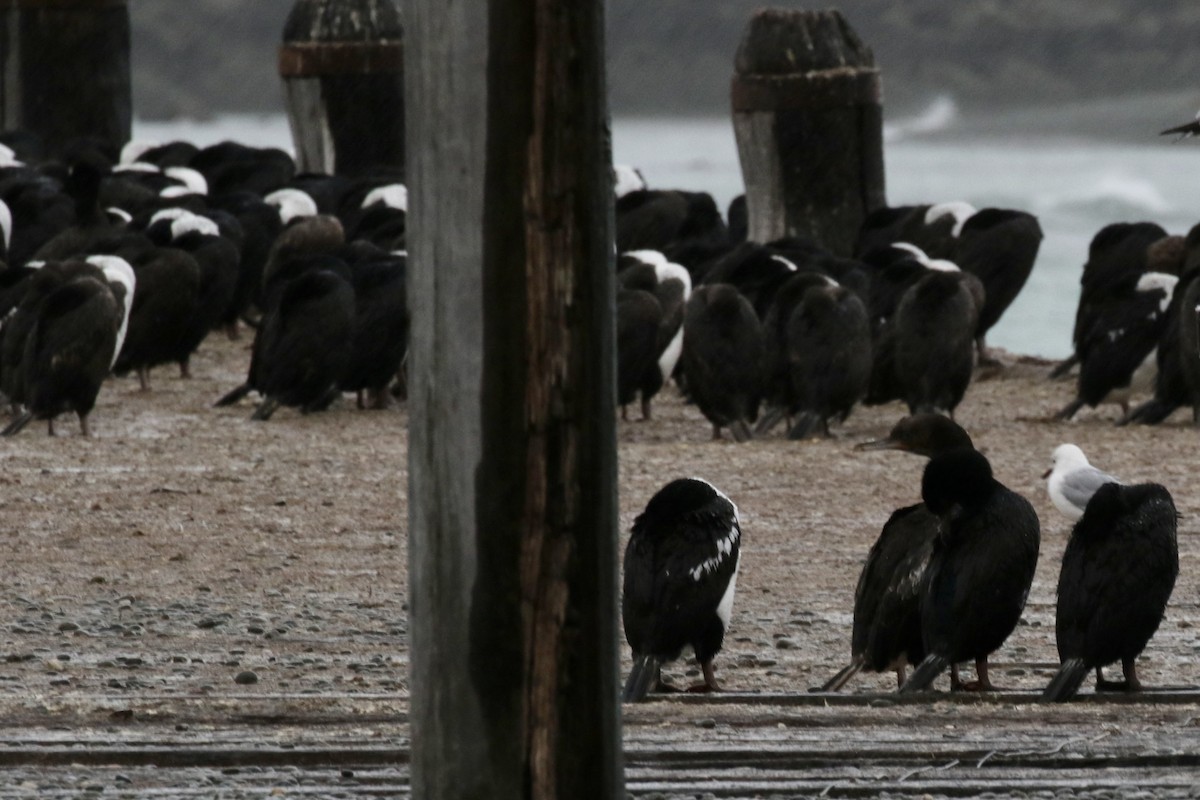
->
[1037,173,1173,217]
[884,95,958,142]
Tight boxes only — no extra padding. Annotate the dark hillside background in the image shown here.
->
[130,1,1200,125]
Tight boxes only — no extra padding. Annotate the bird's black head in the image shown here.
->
[618,261,658,293]
[921,448,995,519]
[633,477,729,534]
[1073,481,1130,540]
[856,414,973,458]
[1077,481,1176,534]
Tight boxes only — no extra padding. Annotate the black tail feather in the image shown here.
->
[1120,398,1180,426]
[729,419,754,443]
[1161,120,1200,139]
[899,654,949,693]
[1054,397,1086,422]
[250,396,281,421]
[753,406,786,436]
[622,654,662,703]
[1042,657,1089,702]
[215,383,253,407]
[1,411,33,437]
[788,412,828,440]
[819,656,864,693]
[1048,354,1078,380]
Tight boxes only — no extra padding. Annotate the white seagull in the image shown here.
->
[1043,443,1122,520]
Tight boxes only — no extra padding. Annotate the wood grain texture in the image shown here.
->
[0,0,131,154]
[731,8,885,256]
[280,0,404,177]
[407,0,620,797]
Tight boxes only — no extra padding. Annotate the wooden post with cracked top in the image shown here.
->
[0,0,132,158]
[280,0,405,177]
[732,8,886,255]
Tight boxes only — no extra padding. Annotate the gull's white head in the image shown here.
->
[1049,443,1089,475]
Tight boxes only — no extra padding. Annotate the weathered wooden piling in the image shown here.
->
[0,0,132,157]
[407,0,622,798]
[279,0,405,177]
[731,9,885,255]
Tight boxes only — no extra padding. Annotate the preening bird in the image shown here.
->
[1052,222,1169,380]
[785,281,872,439]
[821,414,975,692]
[616,287,663,420]
[952,208,1043,364]
[1180,267,1200,423]
[892,265,980,417]
[1055,270,1177,422]
[622,477,742,702]
[1043,481,1179,702]
[900,448,1041,693]
[1043,443,1122,521]
[616,250,691,420]
[756,272,837,435]
[1122,265,1195,426]
[248,263,356,421]
[2,273,122,436]
[339,251,408,410]
[680,284,764,441]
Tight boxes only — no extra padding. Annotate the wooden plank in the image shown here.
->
[631,687,1200,707]
[0,687,1194,796]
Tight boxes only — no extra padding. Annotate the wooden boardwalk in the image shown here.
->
[3,690,1200,797]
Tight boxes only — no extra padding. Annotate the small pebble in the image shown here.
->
[235,670,259,685]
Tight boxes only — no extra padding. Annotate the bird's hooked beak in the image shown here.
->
[1041,467,1052,479]
[855,437,905,453]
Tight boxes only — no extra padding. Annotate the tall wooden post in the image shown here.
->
[731,8,885,255]
[279,0,405,177]
[407,0,622,797]
[0,0,132,156]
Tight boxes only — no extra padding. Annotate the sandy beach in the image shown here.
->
[0,336,1195,705]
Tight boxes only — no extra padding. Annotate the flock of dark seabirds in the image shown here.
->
[0,127,1191,708]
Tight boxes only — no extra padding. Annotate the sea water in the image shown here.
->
[136,111,1200,358]
[612,117,1200,359]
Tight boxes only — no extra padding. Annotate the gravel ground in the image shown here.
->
[0,333,409,710]
[1,334,1199,796]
